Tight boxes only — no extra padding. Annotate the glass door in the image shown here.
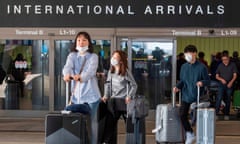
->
[120,38,175,109]
[0,40,49,110]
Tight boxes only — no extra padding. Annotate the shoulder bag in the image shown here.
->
[127,94,149,118]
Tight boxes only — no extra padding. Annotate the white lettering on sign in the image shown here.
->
[6,4,225,16]
[15,29,44,35]
[7,4,135,15]
[172,30,202,36]
[144,5,224,15]
[59,29,76,35]
[221,30,238,36]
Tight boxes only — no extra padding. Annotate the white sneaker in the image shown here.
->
[185,131,195,144]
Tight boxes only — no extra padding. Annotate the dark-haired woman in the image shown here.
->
[101,50,137,144]
[62,31,101,144]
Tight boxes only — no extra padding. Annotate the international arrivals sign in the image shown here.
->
[0,0,239,27]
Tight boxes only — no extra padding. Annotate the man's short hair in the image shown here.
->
[198,51,205,58]
[178,52,184,57]
[184,45,197,53]
[222,52,229,58]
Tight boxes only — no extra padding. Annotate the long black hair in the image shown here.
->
[71,31,94,53]
[110,50,128,76]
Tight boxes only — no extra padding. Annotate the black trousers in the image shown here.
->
[179,101,193,133]
[101,109,127,144]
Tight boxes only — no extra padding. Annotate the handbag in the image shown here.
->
[65,103,91,114]
[108,97,126,112]
[127,95,149,118]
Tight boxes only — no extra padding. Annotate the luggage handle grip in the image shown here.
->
[172,91,181,107]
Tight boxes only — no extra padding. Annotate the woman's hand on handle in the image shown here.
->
[63,74,71,82]
[101,96,108,103]
[125,97,131,104]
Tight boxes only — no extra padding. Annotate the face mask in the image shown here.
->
[184,53,192,62]
[111,58,119,66]
[76,46,88,53]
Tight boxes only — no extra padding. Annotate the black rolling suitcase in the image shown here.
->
[5,80,20,109]
[45,82,91,144]
[126,117,146,144]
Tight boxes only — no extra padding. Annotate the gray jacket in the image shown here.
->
[104,69,137,99]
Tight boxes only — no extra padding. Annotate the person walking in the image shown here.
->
[101,50,137,144]
[215,52,238,120]
[11,53,28,97]
[62,31,101,144]
[173,45,210,144]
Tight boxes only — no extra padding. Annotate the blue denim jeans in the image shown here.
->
[216,83,233,115]
[88,100,100,144]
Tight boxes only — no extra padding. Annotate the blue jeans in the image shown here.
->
[88,100,100,144]
[216,83,233,115]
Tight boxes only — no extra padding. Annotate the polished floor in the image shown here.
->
[0,115,240,144]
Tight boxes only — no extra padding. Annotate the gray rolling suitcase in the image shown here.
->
[152,92,185,143]
[45,82,91,144]
[196,86,216,144]
[126,117,146,144]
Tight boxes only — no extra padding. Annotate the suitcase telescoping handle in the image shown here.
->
[197,85,200,107]
[61,81,72,114]
[66,77,74,106]
[66,82,69,106]
[172,91,181,108]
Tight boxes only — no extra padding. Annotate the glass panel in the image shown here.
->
[93,40,111,96]
[54,40,72,110]
[0,40,49,110]
[54,39,111,110]
[120,39,173,109]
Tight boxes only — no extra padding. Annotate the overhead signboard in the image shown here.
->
[0,0,239,27]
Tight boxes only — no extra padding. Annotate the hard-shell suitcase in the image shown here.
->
[196,86,216,144]
[196,108,215,144]
[126,83,146,144]
[45,82,91,144]
[45,113,91,144]
[5,80,20,109]
[152,92,185,143]
[126,117,146,144]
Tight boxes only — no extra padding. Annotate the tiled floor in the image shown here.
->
[0,117,240,144]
